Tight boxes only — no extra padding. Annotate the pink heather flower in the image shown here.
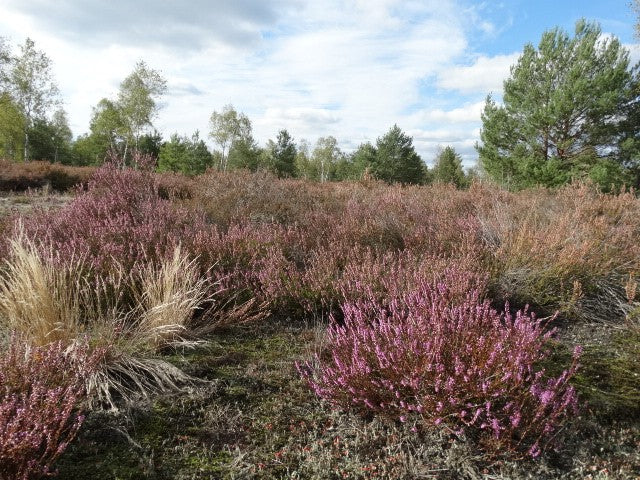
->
[510,412,521,428]
[0,335,102,479]
[539,390,554,406]
[298,269,580,458]
[529,444,541,458]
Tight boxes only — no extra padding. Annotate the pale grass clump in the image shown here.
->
[0,233,85,345]
[0,233,211,351]
[0,236,214,408]
[132,246,209,351]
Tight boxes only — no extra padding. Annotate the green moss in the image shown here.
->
[546,329,640,420]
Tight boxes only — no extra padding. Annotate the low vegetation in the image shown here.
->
[0,336,102,480]
[0,161,639,478]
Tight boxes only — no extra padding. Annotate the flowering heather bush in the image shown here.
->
[0,336,100,480]
[191,169,349,227]
[10,163,639,329]
[17,160,208,278]
[299,271,581,458]
[5,161,490,320]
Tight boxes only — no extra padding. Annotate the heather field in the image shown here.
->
[0,160,639,479]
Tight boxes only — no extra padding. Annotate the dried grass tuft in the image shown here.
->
[0,230,85,345]
[132,246,210,350]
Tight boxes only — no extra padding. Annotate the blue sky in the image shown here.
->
[0,0,637,167]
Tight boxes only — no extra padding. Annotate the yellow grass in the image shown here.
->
[133,246,209,350]
[0,232,85,345]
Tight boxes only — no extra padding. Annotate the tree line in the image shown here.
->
[1,15,639,190]
[0,36,466,185]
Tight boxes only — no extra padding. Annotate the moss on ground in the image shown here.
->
[546,327,640,420]
[53,319,640,479]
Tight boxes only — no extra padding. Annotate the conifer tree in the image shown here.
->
[478,20,639,190]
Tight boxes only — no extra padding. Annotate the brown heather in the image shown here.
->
[0,159,95,193]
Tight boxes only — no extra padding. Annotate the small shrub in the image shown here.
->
[480,183,640,323]
[299,273,580,458]
[549,327,640,420]
[18,162,207,277]
[155,171,195,200]
[0,336,100,480]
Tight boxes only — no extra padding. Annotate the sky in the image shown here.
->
[0,0,638,168]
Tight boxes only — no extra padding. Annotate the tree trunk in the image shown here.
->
[123,140,129,168]
[23,130,29,162]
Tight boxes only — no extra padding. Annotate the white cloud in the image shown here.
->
[478,21,497,36]
[625,42,640,66]
[0,0,521,165]
[411,101,485,124]
[436,52,520,94]
[1,0,285,50]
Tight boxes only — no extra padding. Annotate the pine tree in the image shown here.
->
[432,146,467,188]
[372,125,424,184]
[478,20,639,190]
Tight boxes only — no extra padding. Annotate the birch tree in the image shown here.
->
[8,38,59,161]
[117,61,167,159]
[208,104,252,171]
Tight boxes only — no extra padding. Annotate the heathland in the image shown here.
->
[0,158,638,479]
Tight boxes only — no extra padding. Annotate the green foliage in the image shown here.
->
[84,98,125,160]
[295,136,345,181]
[587,158,633,193]
[0,36,10,89]
[70,133,108,166]
[432,146,467,188]
[265,129,297,178]
[371,125,425,184]
[478,20,639,190]
[117,61,167,152]
[158,131,212,175]
[0,92,25,161]
[293,139,313,179]
[27,108,73,163]
[345,142,377,180]
[82,62,166,164]
[208,104,252,171]
[5,38,60,161]
[137,129,163,158]
[331,155,364,181]
[312,136,342,182]
[227,135,262,172]
[157,133,185,173]
[546,329,640,420]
